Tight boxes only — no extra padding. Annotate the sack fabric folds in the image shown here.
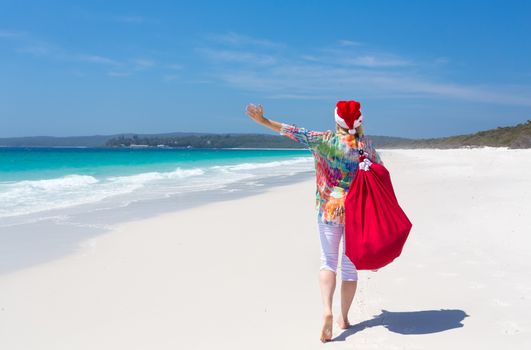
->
[344,156,412,270]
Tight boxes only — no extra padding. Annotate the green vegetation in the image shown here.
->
[1,120,529,149]
[103,120,531,149]
[104,133,306,149]
[394,120,531,149]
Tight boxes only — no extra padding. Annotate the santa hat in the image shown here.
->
[335,100,363,134]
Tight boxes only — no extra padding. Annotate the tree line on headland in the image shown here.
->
[0,120,529,149]
[104,120,531,149]
[105,133,305,149]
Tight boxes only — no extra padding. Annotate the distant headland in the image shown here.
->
[1,120,529,149]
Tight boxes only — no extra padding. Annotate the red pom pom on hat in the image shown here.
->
[335,100,363,134]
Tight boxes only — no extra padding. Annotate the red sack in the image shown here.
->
[344,155,412,270]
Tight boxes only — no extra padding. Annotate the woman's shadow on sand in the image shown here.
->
[333,309,469,342]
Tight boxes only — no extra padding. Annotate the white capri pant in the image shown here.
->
[318,220,358,281]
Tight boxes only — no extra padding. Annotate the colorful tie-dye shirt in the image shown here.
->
[279,123,384,225]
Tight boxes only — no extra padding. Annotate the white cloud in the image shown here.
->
[132,58,155,70]
[16,42,53,56]
[208,32,284,49]
[78,11,153,25]
[18,42,123,68]
[197,47,277,66]
[108,71,131,77]
[78,54,119,65]
[13,36,120,67]
[0,30,24,38]
[214,61,531,106]
[337,39,362,47]
[196,33,531,107]
[339,55,412,67]
[5,30,162,77]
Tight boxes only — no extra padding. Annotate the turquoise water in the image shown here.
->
[0,147,311,182]
[0,147,314,220]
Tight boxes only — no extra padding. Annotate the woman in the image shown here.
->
[245,100,383,342]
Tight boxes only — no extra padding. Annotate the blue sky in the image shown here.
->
[1,0,530,138]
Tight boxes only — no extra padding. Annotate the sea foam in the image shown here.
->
[0,156,313,220]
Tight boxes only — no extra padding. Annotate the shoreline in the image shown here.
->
[0,170,315,276]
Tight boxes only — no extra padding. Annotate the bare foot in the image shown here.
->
[336,315,350,330]
[320,314,333,342]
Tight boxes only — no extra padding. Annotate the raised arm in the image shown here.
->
[245,103,330,149]
[245,104,282,133]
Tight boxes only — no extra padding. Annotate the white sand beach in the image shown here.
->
[1,148,530,349]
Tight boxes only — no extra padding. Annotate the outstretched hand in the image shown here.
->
[245,103,266,124]
[245,103,282,132]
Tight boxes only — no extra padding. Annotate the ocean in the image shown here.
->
[0,147,314,227]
